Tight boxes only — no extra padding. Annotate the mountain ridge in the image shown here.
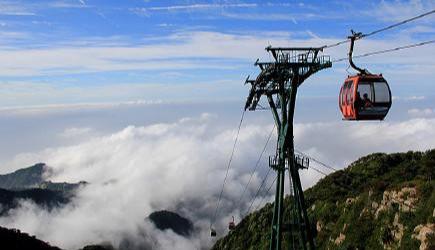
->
[0,163,86,215]
[212,150,435,250]
[0,163,86,192]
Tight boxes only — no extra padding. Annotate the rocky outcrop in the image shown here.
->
[412,223,435,250]
[375,187,418,218]
[334,233,345,245]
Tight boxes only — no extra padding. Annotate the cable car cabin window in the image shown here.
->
[341,84,345,106]
[340,84,346,106]
[344,82,350,105]
[356,83,373,110]
[343,81,352,105]
[347,81,354,104]
[339,87,344,107]
[373,81,390,103]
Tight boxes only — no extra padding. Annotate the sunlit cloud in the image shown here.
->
[0,1,35,16]
[147,3,258,11]
[2,114,435,249]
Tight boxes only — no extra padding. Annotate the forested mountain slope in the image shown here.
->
[212,150,435,250]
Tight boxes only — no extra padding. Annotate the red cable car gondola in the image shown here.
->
[339,31,392,121]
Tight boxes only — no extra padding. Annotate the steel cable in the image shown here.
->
[211,110,246,227]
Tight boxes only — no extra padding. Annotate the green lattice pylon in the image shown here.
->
[244,46,331,250]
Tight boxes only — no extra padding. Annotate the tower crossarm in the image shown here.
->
[244,47,331,111]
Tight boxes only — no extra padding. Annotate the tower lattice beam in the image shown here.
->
[244,46,331,250]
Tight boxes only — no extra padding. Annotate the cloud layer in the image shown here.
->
[1,111,435,250]
[0,113,276,249]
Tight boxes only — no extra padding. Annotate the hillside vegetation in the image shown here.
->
[0,163,86,193]
[0,163,45,190]
[212,150,435,250]
[0,226,61,250]
[0,163,86,216]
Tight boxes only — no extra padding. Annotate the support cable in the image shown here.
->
[321,8,435,49]
[361,9,435,39]
[295,149,339,172]
[211,110,246,227]
[332,39,435,62]
[245,166,273,216]
[237,125,275,209]
[309,164,357,193]
[296,149,357,190]
[254,174,278,211]
[309,165,330,177]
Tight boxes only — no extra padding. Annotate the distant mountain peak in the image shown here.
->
[0,163,87,215]
[0,163,85,192]
[148,210,194,237]
[0,163,47,190]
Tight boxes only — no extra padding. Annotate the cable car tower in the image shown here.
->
[244,46,331,250]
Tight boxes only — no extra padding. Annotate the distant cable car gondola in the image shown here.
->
[228,216,235,230]
[339,31,392,120]
[210,227,216,237]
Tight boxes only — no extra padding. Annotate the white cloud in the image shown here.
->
[393,95,426,101]
[306,30,320,39]
[129,7,149,17]
[0,30,433,78]
[44,0,90,9]
[0,1,35,16]
[221,12,329,22]
[0,31,291,76]
[370,0,435,22]
[294,118,435,169]
[408,107,434,117]
[2,114,435,249]
[0,99,164,116]
[147,3,258,12]
[1,114,276,249]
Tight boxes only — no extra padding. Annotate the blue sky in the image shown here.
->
[0,0,435,166]
[1,3,435,248]
[0,0,434,107]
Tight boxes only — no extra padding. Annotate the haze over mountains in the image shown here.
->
[1,110,435,250]
[0,163,84,216]
[0,164,196,250]
[0,163,85,192]
[1,150,433,249]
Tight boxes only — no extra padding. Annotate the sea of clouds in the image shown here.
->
[1,112,435,249]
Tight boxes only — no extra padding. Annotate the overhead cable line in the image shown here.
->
[295,149,339,172]
[321,8,435,49]
[245,165,273,216]
[250,150,337,215]
[211,110,246,227]
[295,149,359,192]
[296,149,359,188]
[237,125,275,208]
[361,9,435,39]
[309,165,330,177]
[254,175,278,211]
[297,150,363,192]
[332,39,435,62]
[321,39,350,50]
